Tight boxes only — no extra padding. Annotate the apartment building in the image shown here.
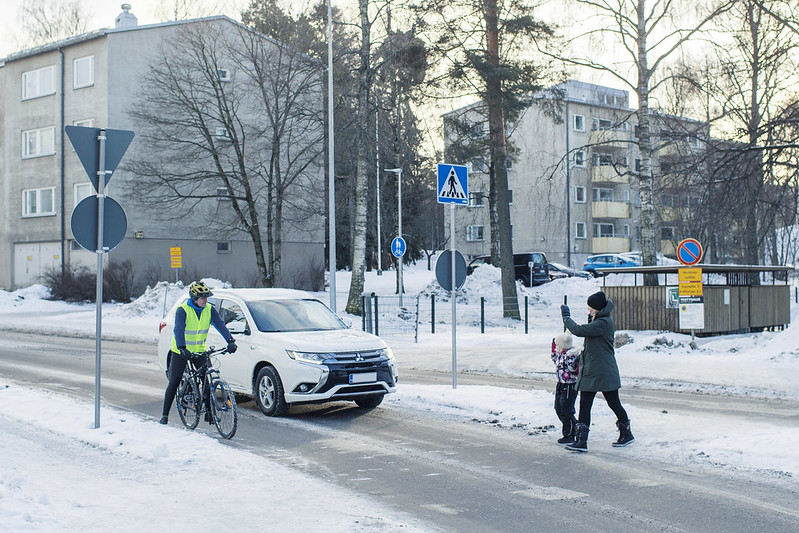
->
[444,80,710,269]
[0,7,325,291]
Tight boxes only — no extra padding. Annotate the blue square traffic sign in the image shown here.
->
[437,163,468,205]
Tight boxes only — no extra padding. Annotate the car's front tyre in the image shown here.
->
[254,366,288,417]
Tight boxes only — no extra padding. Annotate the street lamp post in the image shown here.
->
[385,168,403,306]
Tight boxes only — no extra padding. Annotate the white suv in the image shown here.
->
[158,288,398,416]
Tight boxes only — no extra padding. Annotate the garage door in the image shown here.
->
[13,242,61,288]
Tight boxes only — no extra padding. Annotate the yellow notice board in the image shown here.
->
[678,267,702,283]
[678,281,703,296]
[170,246,182,268]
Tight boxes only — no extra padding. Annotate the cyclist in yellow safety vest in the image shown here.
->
[159,281,237,425]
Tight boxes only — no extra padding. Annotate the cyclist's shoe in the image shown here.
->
[159,416,168,425]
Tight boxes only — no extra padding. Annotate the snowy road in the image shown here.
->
[2,331,798,532]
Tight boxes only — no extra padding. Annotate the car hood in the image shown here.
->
[252,328,387,352]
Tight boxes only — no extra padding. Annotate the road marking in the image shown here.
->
[420,503,459,515]
[512,487,588,501]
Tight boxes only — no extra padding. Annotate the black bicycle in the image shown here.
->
[175,346,238,439]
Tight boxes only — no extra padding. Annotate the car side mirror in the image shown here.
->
[341,317,353,328]
[227,320,248,335]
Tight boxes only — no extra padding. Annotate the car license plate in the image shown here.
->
[349,372,377,384]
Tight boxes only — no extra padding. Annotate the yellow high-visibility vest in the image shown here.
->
[171,301,212,353]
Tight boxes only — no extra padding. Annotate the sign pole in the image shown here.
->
[451,203,457,389]
[94,129,107,429]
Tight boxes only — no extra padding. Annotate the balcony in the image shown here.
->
[591,165,628,184]
[592,237,630,253]
[589,128,631,149]
[592,201,630,219]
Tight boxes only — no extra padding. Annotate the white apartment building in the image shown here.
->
[0,7,325,291]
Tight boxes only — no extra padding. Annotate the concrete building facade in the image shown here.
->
[0,8,325,292]
[444,80,708,270]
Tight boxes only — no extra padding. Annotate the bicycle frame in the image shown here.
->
[175,346,237,439]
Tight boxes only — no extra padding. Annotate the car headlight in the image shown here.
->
[286,350,333,364]
[381,346,396,363]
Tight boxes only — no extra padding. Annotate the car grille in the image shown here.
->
[331,350,385,363]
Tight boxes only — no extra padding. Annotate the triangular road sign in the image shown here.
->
[65,126,135,191]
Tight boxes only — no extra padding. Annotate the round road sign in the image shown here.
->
[677,238,703,266]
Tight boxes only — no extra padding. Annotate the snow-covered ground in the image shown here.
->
[1,259,798,530]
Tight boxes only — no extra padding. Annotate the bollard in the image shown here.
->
[481,297,485,334]
[374,295,379,337]
[525,296,528,334]
[361,295,366,331]
[431,294,436,334]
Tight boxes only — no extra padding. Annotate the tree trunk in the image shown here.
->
[485,0,520,319]
[345,0,371,315]
[636,0,658,286]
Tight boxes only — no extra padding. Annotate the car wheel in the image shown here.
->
[254,366,288,417]
[355,394,384,409]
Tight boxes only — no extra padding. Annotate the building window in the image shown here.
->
[73,118,94,128]
[575,222,586,239]
[593,152,614,166]
[593,187,614,202]
[661,193,676,207]
[468,191,485,207]
[22,126,56,158]
[573,114,585,132]
[216,68,231,82]
[214,127,230,141]
[575,186,586,203]
[574,150,585,167]
[73,56,94,89]
[74,182,92,207]
[592,117,613,131]
[471,159,488,173]
[22,65,56,100]
[466,225,485,242]
[216,186,231,201]
[217,242,231,253]
[623,224,630,237]
[506,189,513,205]
[22,187,56,217]
[661,226,676,240]
[593,223,615,237]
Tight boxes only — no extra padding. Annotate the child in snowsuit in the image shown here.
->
[551,332,580,444]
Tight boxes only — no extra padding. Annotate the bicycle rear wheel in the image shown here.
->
[176,374,201,429]
[210,378,237,439]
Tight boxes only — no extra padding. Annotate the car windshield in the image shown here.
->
[246,299,345,332]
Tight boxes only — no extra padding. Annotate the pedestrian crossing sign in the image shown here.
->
[437,163,468,205]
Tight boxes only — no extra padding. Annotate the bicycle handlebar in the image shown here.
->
[192,346,229,358]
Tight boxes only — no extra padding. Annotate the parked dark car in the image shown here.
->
[467,252,550,286]
[548,261,592,279]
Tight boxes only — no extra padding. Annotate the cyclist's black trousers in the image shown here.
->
[162,351,209,418]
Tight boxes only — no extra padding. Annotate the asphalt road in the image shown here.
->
[2,332,798,532]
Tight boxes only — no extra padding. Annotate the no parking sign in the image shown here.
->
[677,238,703,266]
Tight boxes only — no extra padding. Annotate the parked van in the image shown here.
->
[467,252,550,286]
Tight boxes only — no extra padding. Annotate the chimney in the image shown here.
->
[115,3,138,28]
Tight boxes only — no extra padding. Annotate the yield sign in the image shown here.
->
[65,126,135,190]
[437,163,468,204]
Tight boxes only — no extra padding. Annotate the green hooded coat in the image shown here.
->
[563,299,621,392]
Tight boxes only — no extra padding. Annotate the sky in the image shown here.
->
[1,260,798,529]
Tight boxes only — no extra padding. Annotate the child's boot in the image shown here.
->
[566,423,589,452]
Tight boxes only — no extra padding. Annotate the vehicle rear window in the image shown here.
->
[246,299,345,332]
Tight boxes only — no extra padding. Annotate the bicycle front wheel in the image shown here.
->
[176,375,201,429]
[210,378,237,439]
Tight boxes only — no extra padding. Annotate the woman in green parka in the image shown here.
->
[560,291,634,452]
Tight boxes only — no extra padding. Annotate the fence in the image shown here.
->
[360,293,545,340]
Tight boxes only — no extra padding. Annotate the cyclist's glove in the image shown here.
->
[227,339,238,353]
[179,346,192,358]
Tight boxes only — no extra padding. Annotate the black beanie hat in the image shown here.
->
[587,291,607,310]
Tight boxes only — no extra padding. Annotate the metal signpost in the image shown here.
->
[66,125,134,428]
[437,163,468,388]
[676,239,705,340]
